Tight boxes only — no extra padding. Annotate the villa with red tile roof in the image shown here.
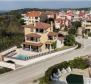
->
[22,11,47,25]
[23,21,64,52]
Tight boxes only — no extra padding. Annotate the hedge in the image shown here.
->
[39,57,89,84]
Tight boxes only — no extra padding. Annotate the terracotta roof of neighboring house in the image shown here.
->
[58,33,64,37]
[48,32,58,36]
[35,22,51,29]
[23,42,43,47]
[66,13,73,16]
[23,24,34,28]
[58,34,64,40]
[26,11,41,17]
[66,10,73,16]
[26,33,41,38]
[46,12,55,15]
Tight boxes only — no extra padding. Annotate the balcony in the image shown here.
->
[25,33,41,42]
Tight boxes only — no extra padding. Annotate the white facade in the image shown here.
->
[0,62,15,70]
[22,14,40,25]
[55,22,61,29]
[82,20,91,33]
[56,39,64,48]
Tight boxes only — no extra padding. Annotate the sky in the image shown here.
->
[0,0,91,10]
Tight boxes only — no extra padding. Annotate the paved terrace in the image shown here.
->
[0,37,91,84]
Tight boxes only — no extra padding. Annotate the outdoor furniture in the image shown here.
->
[66,67,72,72]
[62,68,67,74]
[53,73,60,79]
[57,68,62,77]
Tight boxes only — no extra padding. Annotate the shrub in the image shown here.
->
[64,34,75,46]
[51,41,57,49]
[58,61,70,70]
[69,57,89,69]
[88,32,91,37]
[17,44,22,48]
[45,65,58,83]
[40,57,89,83]
[39,77,47,84]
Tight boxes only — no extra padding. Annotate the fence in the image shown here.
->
[6,45,77,61]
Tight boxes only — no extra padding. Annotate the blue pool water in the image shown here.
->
[15,54,30,60]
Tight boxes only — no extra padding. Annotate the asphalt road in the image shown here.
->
[0,38,91,84]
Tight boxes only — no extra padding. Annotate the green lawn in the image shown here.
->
[54,45,75,52]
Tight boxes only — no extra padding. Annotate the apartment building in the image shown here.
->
[82,19,91,34]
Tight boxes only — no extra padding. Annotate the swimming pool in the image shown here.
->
[15,54,31,60]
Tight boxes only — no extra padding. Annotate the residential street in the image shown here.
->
[0,38,91,84]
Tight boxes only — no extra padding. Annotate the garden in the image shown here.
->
[39,57,89,84]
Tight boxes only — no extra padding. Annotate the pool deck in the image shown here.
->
[59,68,89,82]
[16,48,38,57]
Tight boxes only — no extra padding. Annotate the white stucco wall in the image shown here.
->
[0,62,15,70]
[1,46,17,56]
[56,39,64,48]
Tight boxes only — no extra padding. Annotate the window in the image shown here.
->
[40,29,44,33]
[35,21,38,22]
[36,29,44,33]
[45,44,50,49]
[30,37,34,41]
[30,37,40,42]
[48,36,53,40]
[36,29,39,32]
[35,38,40,42]
[35,17,38,19]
